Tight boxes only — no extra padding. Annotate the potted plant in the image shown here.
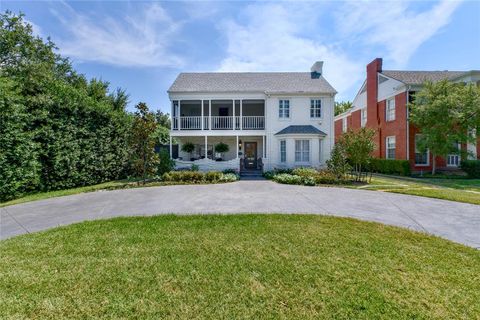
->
[181,142,195,161]
[214,142,229,161]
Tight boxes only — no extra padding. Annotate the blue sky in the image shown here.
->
[2,0,479,113]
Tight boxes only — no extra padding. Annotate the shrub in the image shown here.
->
[219,173,238,182]
[222,168,238,175]
[205,171,222,182]
[314,170,341,184]
[369,159,411,176]
[460,160,480,178]
[263,168,293,179]
[191,164,199,172]
[292,167,318,177]
[273,174,304,185]
[161,171,237,183]
[157,149,175,175]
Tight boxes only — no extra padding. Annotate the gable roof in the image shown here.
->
[168,72,337,94]
[275,125,326,136]
[381,70,470,85]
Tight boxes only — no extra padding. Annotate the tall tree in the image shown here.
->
[410,80,480,174]
[338,128,376,181]
[334,101,353,116]
[129,102,159,184]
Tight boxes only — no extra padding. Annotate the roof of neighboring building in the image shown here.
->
[275,125,327,136]
[381,70,473,85]
[168,72,337,94]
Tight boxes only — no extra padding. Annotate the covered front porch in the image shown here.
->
[171,99,265,130]
[171,135,266,172]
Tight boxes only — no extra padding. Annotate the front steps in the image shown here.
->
[240,169,264,180]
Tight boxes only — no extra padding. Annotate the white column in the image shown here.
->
[169,136,173,159]
[232,99,235,130]
[236,135,239,158]
[208,100,212,130]
[178,100,181,130]
[204,135,208,159]
[262,135,265,158]
[201,100,204,130]
[240,100,243,130]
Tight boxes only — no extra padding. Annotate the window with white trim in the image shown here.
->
[414,134,429,165]
[310,99,321,118]
[279,100,290,118]
[386,98,395,121]
[280,140,286,162]
[361,109,367,127]
[447,142,461,167]
[342,117,347,132]
[386,136,396,159]
[295,140,310,162]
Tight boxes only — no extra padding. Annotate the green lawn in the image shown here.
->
[1,215,478,319]
[354,175,480,205]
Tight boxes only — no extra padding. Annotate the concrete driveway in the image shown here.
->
[1,180,479,248]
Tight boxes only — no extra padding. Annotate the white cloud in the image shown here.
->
[52,2,183,67]
[336,0,461,67]
[217,3,363,99]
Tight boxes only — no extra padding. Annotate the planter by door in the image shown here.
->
[244,142,257,169]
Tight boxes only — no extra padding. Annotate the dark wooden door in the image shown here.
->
[244,142,257,169]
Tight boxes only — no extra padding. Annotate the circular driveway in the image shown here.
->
[1,180,479,248]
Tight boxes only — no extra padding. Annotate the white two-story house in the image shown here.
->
[167,61,337,172]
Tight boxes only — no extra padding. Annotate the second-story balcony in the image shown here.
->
[171,99,265,131]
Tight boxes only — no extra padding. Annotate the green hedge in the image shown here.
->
[460,160,480,178]
[368,159,411,176]
[162,171,238,183]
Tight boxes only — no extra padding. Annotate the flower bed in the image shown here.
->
[265,167,350,186]
[162,170,238,183]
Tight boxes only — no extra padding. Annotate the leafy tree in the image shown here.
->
[334,101,353,116]
[0,11,132,199]
[410,80,480,174]
[129,102,159,184]
[157,149,175,175]
[155,110,171,129]
[327,143,351,180]
[338,128,376,181]
[109,87,130,111]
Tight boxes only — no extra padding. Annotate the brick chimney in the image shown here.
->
[366,58,382,126]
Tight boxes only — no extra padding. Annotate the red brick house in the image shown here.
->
[334,58,480,172]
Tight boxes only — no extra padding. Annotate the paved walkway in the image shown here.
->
[1,181,479,248]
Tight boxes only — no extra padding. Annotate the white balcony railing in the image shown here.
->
[173,116,264,130]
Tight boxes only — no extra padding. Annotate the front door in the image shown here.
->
[244,142,257,169]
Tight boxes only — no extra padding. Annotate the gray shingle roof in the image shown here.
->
[168,72,337,94]
[275,125,327,136]
[381,70,470,85]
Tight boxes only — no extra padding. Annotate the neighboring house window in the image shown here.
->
[414,134,429,165]
[386,98,395,121]
[310,99,321,118]
[342,117,347,132]
[295,140,310,162]
[447,142,461,167]
[279,100,290,118]
[386,136,396,159]
[361,109,367,127]
[280,140,286,162]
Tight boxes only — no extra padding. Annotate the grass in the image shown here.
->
[354,175,480,205]
[0,214,479,319]
[0,178,237,208]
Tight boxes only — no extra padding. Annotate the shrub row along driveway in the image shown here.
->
[1,180,479,248]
